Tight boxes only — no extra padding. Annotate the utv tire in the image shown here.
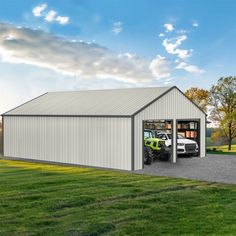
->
[159,147,171,161]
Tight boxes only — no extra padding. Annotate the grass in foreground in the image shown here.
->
[1,158,236,235]
[207,144,236,155]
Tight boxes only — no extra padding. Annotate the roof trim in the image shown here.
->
[174,86,207,115]
[132,86,206,117]
[132,86,175,116]
[2,114,132,118]
[2,92,48,116]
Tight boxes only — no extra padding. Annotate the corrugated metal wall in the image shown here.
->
[4,116,132,170]
[134,88,206,170]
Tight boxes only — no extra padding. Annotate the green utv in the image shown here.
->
[144,138,166,152]
[144,129,171,162]
[144,129,165,151]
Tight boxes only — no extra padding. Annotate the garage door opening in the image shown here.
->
[176,120,200,157]
[143,120,173,167]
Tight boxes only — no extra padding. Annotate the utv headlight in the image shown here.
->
[178,143,185,146]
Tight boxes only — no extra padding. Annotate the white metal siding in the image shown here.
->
[4,116,132,170]
[134,88,206,170]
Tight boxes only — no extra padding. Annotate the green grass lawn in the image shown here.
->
[207,144,236,155]
[1,158,236,235]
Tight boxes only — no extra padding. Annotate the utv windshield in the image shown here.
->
[167,134,185,139]
[144,131,155,139]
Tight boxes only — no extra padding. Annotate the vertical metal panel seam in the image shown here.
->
[170,119,174,163]
[175,119,177,163]
[142,120,144,169]
[131,116,134,171]
[2,115,4,156]
[205,114,207,157]
[198,118,201,157]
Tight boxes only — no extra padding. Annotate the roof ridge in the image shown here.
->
[48,86,172,93]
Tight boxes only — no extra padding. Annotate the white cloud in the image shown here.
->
[176,62,204,74]
[0,22,161,85]
[174,59,179,63]
[56,16,69,25]
[45,10,57,22]
[44,11,70,25]
[164,23,174,32]
[158,24,203,75]
[32,3,47,17]
[33,4,70,25]
[174,48,193,60]
[118,53,136,59]
[163,35,187,52]
[162,35,192,59]
[149,55,171,79]
[112,21,123,35]
[177,29,188,34]
[159,33,165,37]
[163,77,173,85]
[163,80,172,85]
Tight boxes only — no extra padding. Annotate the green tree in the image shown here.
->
[210,76,236,150]
[211,128,228,146]
[185,87,210,112]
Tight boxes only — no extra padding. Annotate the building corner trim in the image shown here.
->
[1,115,4,156]
[131,116,135,171]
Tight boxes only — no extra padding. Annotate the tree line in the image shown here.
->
[185,76,236,150]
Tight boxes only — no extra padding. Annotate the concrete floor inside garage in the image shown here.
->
[135,154,236,184]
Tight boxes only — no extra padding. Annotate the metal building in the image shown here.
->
[2,86,206,171]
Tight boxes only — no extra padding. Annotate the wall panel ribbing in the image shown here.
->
[134,88,206,170]
[4,116,132,170]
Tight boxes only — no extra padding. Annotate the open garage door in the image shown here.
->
[176,120,200,157]
[143,120,174,166]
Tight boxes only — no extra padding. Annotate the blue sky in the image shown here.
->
[0,0,235,114]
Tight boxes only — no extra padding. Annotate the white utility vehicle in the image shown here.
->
[155,132,198,156]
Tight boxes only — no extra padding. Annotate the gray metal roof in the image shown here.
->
[4,86,174,116]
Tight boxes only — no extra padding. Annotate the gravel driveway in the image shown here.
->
[135,154,236,184]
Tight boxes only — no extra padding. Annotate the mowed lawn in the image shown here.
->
[1,159,236,235]
[207,144,236,155]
